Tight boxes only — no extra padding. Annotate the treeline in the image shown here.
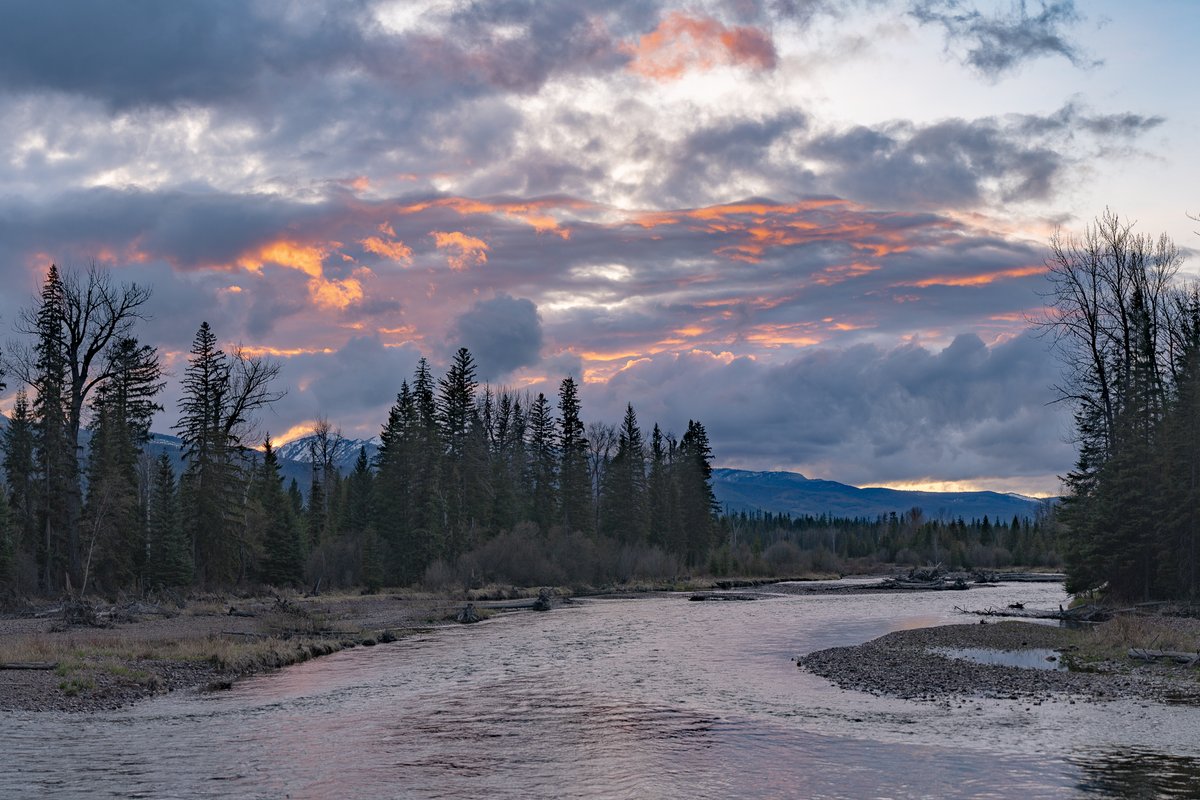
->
[1044,211,1200,600]
[0,265,722,596]
[717,507,1059,576]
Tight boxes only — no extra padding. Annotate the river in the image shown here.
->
[6,581,1200,798]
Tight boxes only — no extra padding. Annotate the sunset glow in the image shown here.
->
[0,0,1191,497]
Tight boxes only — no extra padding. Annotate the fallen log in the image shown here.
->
[1128,648,1200,666]
[956,604,1113,622]
[688,592,757,601]
[0,662,59,670]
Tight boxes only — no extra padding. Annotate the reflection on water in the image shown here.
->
[1073,749,1200,798]
[935,647,1067,671]
[5,581,1198,799]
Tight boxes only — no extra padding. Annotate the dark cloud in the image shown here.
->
[586,332,1073,486]
[450,294,543,381]
[0,0,643,112]
[806,104,1163,210]
[0,1,374,109]
[910,0,1097,78]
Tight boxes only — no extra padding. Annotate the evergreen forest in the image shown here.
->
[0,265,723,596]
[1045,211,1200,601]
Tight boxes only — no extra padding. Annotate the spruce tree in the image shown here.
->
[175,322,234,584]
[146,454,192,588]
[0,484,14,593]
[677,420,719,566]
[84,337,163,591]
[526,392,557,533]
[646,424,671,547]
[2,389,36,567]
[557,377,592,534]
[257,438,303,586]
[30,265,74,590]
[600,403,647,543]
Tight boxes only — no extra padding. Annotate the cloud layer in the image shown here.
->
[0,0,1173,494]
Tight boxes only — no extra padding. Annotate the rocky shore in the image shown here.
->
[799,620,1200,704]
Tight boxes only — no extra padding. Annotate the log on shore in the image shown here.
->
[0,662,59,670]
[688,592,758,601]
[882,578,969,591]
[958,604,1112,622]
[1128,648,1200,666]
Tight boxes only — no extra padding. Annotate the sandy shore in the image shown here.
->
[799,619,1200,705]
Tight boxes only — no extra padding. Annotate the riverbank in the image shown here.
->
[0,591,468,712]
[0,574,823,713]
[799,616,1200,704]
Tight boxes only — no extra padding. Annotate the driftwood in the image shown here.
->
[883,578,969,591]
[0,662,59,670]
[972,571,1067,583]
[688,592,758,601]
[1129,648,1200,666]
[958,604,1112,622]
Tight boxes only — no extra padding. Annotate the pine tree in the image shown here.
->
[600,403,647,542]
[526,392,557,533]
[257,438,303,586]
[411,358,444,564]
[0,484,14,593]
[175,322,234,584]
[1157,293,1200,599]
[646,424,671,547]
[30,265,74,591]
[2,389,36,568]
[677,420,719,566]
[174,322,281,585]
[146,454,192,588]
[83,338,163,591]
[557,377,592,534]
[438,348,486,555]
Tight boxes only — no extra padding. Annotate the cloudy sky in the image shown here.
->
[1,0,1196,496]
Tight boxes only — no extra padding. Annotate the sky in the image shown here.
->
[1,0,1197,497]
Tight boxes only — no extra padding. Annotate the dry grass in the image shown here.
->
[1076,614,1200,661]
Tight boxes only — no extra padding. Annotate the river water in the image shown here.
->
[6,582,1200,798]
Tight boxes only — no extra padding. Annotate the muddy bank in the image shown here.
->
[798,620,1200,704]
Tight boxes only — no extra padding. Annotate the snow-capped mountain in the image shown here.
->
[275,435,379,471]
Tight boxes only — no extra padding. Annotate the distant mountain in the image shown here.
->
[275,435,379,468]
[712,468,1052,522]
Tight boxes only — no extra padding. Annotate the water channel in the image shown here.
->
[6,581,1200,798]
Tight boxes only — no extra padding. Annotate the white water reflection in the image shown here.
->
[6,581,1200,798]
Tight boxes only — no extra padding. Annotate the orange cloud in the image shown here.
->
[431,230,489,270]
[814,262,881,286]
[310,276,364,310]
[399,196,580,238]
[238,240,331,278]
[624,12,776,81]
[239,346,336,358]
[901,264,1044,288]
[630,199,941,264]
[743,324,823,348]
[361,234,413,263]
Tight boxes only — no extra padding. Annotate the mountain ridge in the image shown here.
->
[711,467,1053,521]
